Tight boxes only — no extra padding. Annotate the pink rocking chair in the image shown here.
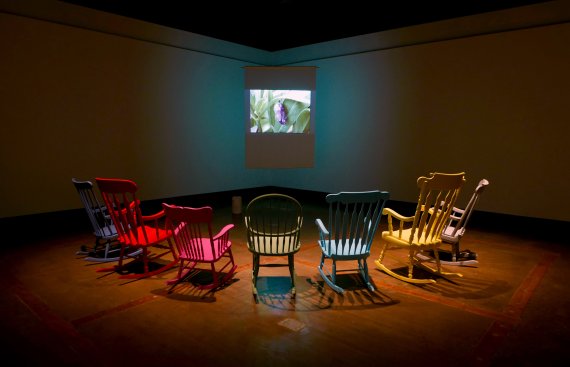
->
[163,203,237,291]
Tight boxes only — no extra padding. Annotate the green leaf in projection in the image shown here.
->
[250,90,311,133]
[268,98,310,133]
[292,108,310,133]
[250,90,273,132]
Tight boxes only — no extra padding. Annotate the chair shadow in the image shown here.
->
[79,245,139,262]
[94,259,176,284]
[421,276,512,300]
[94,258,171,273]
[154,269,239,302]
[382,266,513,300]
[256,274,400,311]
[388,265,455,283]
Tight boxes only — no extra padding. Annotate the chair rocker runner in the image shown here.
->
[417,178,489,266]
[245,194,303,299]
[163,203,237,291]
[72,178,141,262]
[95,178,177,279]
[375,172,466,284]
[316,190,390,293]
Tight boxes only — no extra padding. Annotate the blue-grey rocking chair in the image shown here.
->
[316,190,390,293]
[73,178,121,262]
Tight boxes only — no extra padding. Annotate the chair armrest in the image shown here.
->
[213,224,235,241]
[383,207,414,237]
[452,207,465,214]
[448,207,465,221]
[142,209,165,222]
[315,218,329,236]
[315,218,331,253]
[382,207,414,222]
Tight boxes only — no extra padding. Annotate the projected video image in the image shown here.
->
[250,90,311,133]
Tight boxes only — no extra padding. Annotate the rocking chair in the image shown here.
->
[418,178,490,266]
[95,178,177,279]
[72,178,138,262]
[163,203,237,291]
[375,172,465,284]
[244,194,303,299]
[316,190,389,293]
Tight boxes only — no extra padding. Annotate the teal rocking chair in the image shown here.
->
[316,190,390,293]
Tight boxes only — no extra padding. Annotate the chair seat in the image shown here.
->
[248,236,300,255]
[93,224,117,240]
[382,228,443,247]
[319,240,368,257]
[121,225,171,246]
[178,238,231,262]
[441,226,463,244]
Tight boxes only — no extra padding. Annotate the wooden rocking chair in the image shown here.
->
[316,190,389,293]
[95,178,177,279]
[375,172,465,284]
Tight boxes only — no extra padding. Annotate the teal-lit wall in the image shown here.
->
[273,22,570,221]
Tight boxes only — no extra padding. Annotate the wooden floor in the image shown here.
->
[1,203,569,367]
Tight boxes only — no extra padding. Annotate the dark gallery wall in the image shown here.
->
[1,0,569,222]
[0,3,271,219]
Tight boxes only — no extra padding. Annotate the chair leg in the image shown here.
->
[166,259,185,287]
[220,249,238,285]
[317,252,324,275]
[331,260,337,285]
[415,246,463,279]
[359,258,375,292]
[375,243,437,284]
[451,243,459,262]
[142,247,150,275]
[252,254,260,297]
[318,253,344,294]
[432,247,442,273]
[288,254,296,297]
[95,242,129,273]
[118,243,127,269]
[103,239,110,260]
[210,262,219,289]
[82,238,127,262]
[374,242,392,275]
[407,248,415,279]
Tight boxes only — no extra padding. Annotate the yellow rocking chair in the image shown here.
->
[375,172,466,284]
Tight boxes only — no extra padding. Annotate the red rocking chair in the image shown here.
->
[95,178,177,279]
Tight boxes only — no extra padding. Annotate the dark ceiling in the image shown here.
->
[63,0,552,51]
